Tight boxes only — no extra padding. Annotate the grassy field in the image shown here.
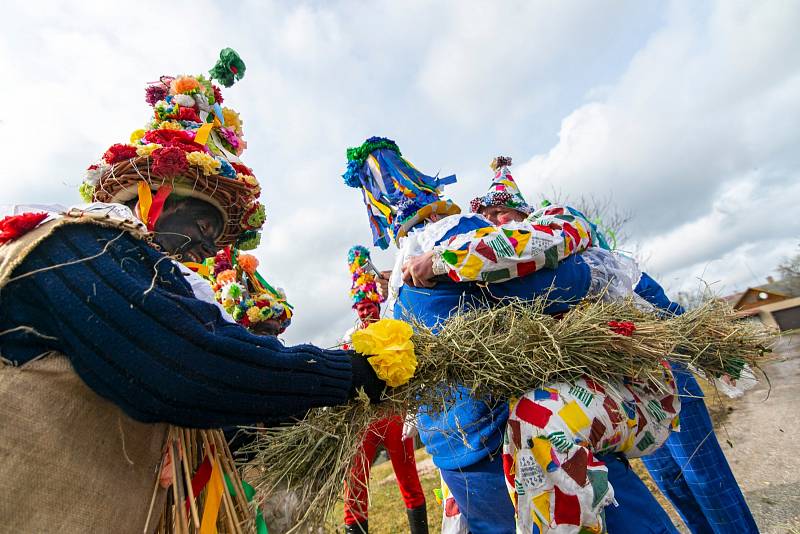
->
[322,379,736,534]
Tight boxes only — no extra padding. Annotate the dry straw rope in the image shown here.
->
[245,297,775,531]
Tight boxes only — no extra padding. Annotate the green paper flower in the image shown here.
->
[79,182,95,203]
[209,48,246,88]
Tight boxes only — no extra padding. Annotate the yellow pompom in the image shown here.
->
[136,143,162,157]
[130,129,146,143]
[351,319,416,387]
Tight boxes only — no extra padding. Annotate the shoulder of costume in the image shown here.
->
[0,203,153,289]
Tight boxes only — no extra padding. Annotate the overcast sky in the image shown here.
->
[1,1,798,346]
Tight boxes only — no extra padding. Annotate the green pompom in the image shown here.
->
[79,182,95,203]
[209,48,246,88]
[236,230,261,251]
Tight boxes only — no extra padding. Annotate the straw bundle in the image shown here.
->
[148,427,257,534]
[246,297,774,530]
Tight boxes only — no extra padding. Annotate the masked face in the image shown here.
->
[151,197,224,262]
[354,301,381,323]
[250,319,283,337]
[481,206,526,226]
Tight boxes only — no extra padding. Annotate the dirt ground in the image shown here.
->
[713,334,800,533]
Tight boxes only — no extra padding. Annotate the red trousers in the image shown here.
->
[343,415,426,525]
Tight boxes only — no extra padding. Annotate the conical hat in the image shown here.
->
[79,49,264,250]
[470,156,532,215]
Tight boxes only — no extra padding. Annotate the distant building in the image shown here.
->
[724,276,800,331]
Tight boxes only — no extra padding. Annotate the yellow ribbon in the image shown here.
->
[199,458,225,534]
[137,181,153,226]
[194,123,214,146]
[182,262,210,277]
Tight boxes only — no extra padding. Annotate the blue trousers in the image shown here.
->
[440,453,516,534]
[602,455,679,534]
[641,396,758,533]
[440,453,677,534]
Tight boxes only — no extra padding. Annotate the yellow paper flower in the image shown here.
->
[351,319,417,387]
[222,107,242,134]
[136,143,162,157]
[159,120,182,131]
[187,151,222,176]
[130,129,146,143]
[247,306,263,322]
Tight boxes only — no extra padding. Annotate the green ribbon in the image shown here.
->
[224,474,268,534]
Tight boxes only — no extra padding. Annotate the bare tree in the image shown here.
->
[776,244,800,292]
[541,188,635,249]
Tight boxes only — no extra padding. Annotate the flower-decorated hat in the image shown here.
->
[348,245,384,308]
[342,137,460,249]
[80,48,264,250]
[202,248,293,334]
[469,156,533,215]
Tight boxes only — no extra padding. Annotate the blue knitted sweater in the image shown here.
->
[0,224,354,428]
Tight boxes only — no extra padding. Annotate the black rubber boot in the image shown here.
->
[344,520,368,534]
[407,504,429,534]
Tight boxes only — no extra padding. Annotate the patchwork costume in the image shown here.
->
[0,52,377,534]
[340,245,428,534]
[474,159,754,533]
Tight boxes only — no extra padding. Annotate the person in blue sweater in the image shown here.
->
[0,55,385,534]
[341,139,680,533]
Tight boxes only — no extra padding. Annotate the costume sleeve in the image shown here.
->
[431,205,593,283]
[634,272,686,316]
[3,223,354,428]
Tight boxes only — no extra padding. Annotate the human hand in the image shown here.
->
[349,353,386,403]
[377,270,391,299]
[402,252,437,288]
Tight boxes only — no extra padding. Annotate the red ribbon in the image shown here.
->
[608,321,636,337]
[146,185,173,231]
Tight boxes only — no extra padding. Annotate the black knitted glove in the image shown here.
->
[349,353,386,403]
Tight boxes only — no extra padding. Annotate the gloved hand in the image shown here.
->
[349,353,386,403]
[401,412,419,441]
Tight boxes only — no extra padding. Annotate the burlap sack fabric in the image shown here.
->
[0,214,169,534]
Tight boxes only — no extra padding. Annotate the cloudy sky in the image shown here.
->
[1,1,798,346]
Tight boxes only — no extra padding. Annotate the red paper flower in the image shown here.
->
[143,129,207,153]
[103,143,138,164]
[177,107,201,122]
[231,162,253,176]
[0,212,49,244]
[212,84,224,104]
[151,146,189,177]
[169,137,207,154]
[144,129,190,145]
[608,321,636,337]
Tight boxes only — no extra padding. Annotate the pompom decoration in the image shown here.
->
[103,144,138,164]
[212,84,224,104]
[351,318,417,387]
[151,147,189,178]
[79,182,95,203]
[347,244,384,307]
[490,155,513,171]
[235,230,261,251]
[216,269,237,285]
[145,83,168,106]
[209,48,246,88]
[237,254,259,274]
[0,212,49,245]
[201,247,293,334]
